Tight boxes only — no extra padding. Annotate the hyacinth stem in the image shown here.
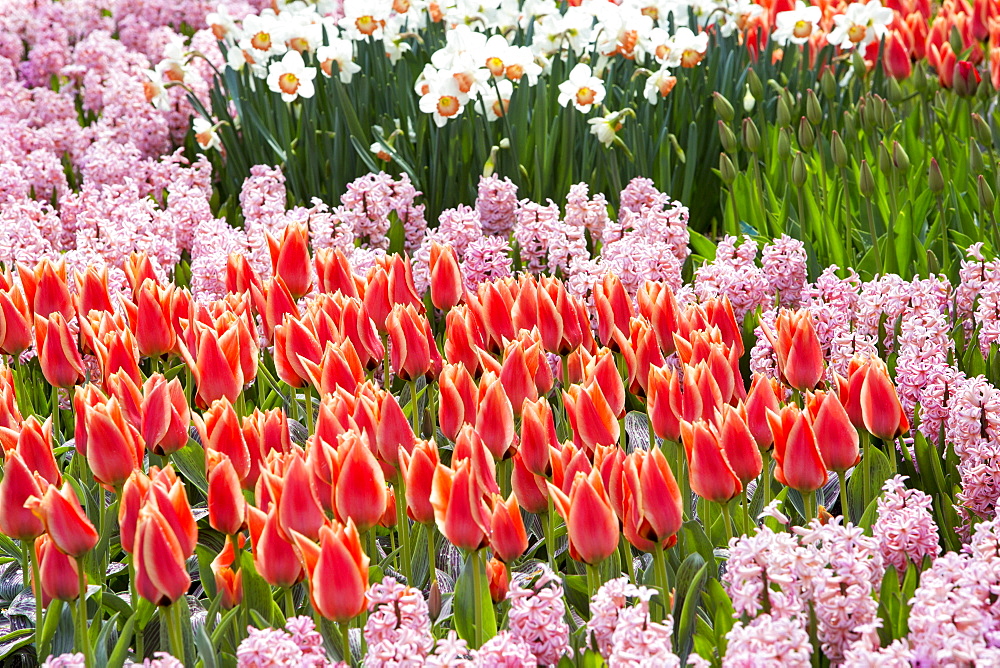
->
[340,621,352,665]
[837,470,849,519]
[74,557,93,668]
[471,549,484,649]
[26,542,42,652]
[394,479,412,585]
[720,501,734,546]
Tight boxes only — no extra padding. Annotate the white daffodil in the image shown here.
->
[772,1,822,45]
[193,118,221,151]
[588,111,623,146]
[266,50,317,102]
[339,0,393,41]
[316,39,361,84]
[827,0,893,49]
[672,27,709,67]
[418,73,469,127]
[643,66,677,104]
[478,78,514,121]
[239,14,287,63]
[557,63,606,113]
[142,70,170,110]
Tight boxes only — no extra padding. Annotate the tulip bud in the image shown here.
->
[842,109,856,141]
[805,90,821,126]
[335,432,388,533]
[207,451,246,536]
[886,77,903,104]
[891,141,909,172]
[747,68,763,101]
[267,223,312,300]
[978,175,995,213]
[879,98,895,130]
[877,142,892,176]
[713,92,735,123]
[291,521,369,622]
[797,118,814,152]
[27,484,99,558]
[719,153,737,185]
[0,450,45,541]
[971,114,993,147]
[34,313,85,388]
[971,140,986,175]
[776,97,791,128]
[791,152,807,188]
[741,118,760,153]
[247,506,303,588]
[821,68,837,99]
[859,160,876,198]
[431,460,490,552]
[777,128,792,161]
[36,535,83,604]
[547,470,619,565]
[717,121,737,154]
[953,61,981,97]
[851,50,866,80]
[928,158,945,193]
[429,242,464,311]
[489,494,528,563]
[830,131,847,168]
[211,538,244,609]
[486,557,509,603]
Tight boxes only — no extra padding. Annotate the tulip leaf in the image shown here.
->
[106,613,136,668]
[194,622,218,668]
[94,611,121,666]
[680,521,716,578]
[172,439,209,496]
[672,554,709,662]
[238,551,279,628]
[453,551,497,648]
[0,628,33,661]
[847,445,892,525]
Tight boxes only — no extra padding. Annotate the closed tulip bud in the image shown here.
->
[791,152,807,187]
[34,313,85,388]
[621,447,682,552]
[830,131,848,168]
[776,96,791,128]
[877,141,893,176]
[35,535,83,604]
[429,242,464,311]
[717,404,763,485]
[805,391,859,472]
[0,450,45,540]
[928,158,945,193]
[680,420,742,504]
[132,280,176,357]
[713,92,734,122]
[821,68,837,98]
[745,374,782,449]
[267,223,312,300]
[548,470,619,565]
[886,76,903,105]
[84,396,143,488]
[27,483,99,558]
[891,141,909,173]
[400,439,439,524]
[438,363,477,442]
[805,89,821,126]
[719,153,737,185]
[520,397,558,477]
[315,248,362,297]
[490,493,528,563]
[859,358,909,440]
[775,127,791,161]
[486,557,509,603]
[291,521,369,622]
[972,114,992,147]
[225,253,263,295]
[74,266,114,318]
[207,451,246,535]
[178,322,244,408]
[763,310,824,392]
[979,175,996,212]
[476,372,515,460]
[431,460,491,552]
[0,282,32,356]
[851,49,866,79]
[797,118,815,152]
[747,67,763,101]
[247,506,303,588]
[118,470,151,554]
[741,118,760,153]
[953,61,981,97]
[7,416,60,486]
[766,405,827,493]
[859,160,876,198]
[194,398,251,483]
[499,340,538,414]
[717,121,737,154]
[335,432,387,533]
[211,538,244,609]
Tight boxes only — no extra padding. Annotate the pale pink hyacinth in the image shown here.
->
[340,172,397,248]
[236,618,333,667]
[916,366,962,444]
[425,631,473,667]
[506,565,570,666]
[956,242,988,333]
[240,164,290,277]
[389,174,428,253]
[601,235,684,297]
[475,174,518,237]
[512,198,565,274]
[139,652,185,667]
[564,182,610,244]
[284,617,330,667]
[748,310,778,379]
[42,654,86,668]
[189,216,249,301]
[461,236,513,290]
[761,235,807,306]
[473,632,538,667]
[412,205,484,292]
[873,475,940,573]
[723,522,814,619]
[976,262,1000,355]
[839,622,912,667]
[723,614,812,667]
[694,235,770,321]
[363,577,434,661]
[947,375,1000,526]
[587,577,634,658]
[617,177,661,217]
[893,311,953,421]
[606,585,681,667]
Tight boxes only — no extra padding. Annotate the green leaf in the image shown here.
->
[673,555,709,662]
[94,612,121,666]
[453,551,497,648]
[194,623,218,668]
[847,444,892,525]
[107,614,136,668]
[171,439,208,496]
[680,520,717,578]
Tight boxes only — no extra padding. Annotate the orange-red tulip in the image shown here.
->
[247,506,304,588]
[519,397,558,477]
[226,252,263,295]
[267,222,312,299]
[291,520,369,622]
[429,242,464,311]
[587,348,626,419]
[489,493,528,563]
[763,310,824,392]
[438,363,478,442]
[883,30,912,80]
[476,371,516,460]
[745,374,782,449]
[251,276,300,343]
[27,483,99,558]
[18,258,73,320]
[211,538,244,609]
[594,274,634,348]
[499,339,539,413]
[563,382,620,452]
[547,470,618,565]
[647,365,681,442]
[399,439,440,524]
[335,432,387,533]
[207,451,246,535]
[680,420,742,504]
[34,312,85,388]
[511,453,549,514]
[716,404,763,486]
[179,320,244,407]
[387,304,442,381]
[35,535,82,604]
[805,391,860,472]
[118,469,152,554]
[859,358,909,441]
[74,266,115,318]
[123,252,160,294]
[766,405,828,493]
[0,281,31,356]
[134,502,192,606]
[620,447,683,552]
[375,391,416,471]
[430,459,491,552]
[486,557,509,603]
[83,396,144,488]
[637,280,679,356]
[274,452,327,541]
[141,375,190,456]
[2,416,60,487]
[273,314,323,388]
[194,398,251,482]
[443,305,488,373]
[132,279,177,357]
[315,248,362,297]
[0,450,45,540]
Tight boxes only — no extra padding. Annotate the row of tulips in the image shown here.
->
[0,216,918,666]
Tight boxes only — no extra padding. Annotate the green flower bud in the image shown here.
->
[971,139,985,174]
[877,142,892,175]
[861,98,877,130]
[791,152,807,187]
[886,77,903,105]
[979,175,996,212]
[713,92,735,123]
[842,110,856,141]
[742,117,761,153]
[891,140,909,172]
[928,158,944,193]
[859,160,876,198]
[747,68,763,101]
[972,113,993,148]
[719,152,737,185]
[831,131,848,168]
[718,120,737,154]
[806,90,822,126]
[880,98,896,129]
[821,68,837,99]
[778,127,793,161]
[852,51,867,80]
[776,97,792,127]
[797,117,815,152]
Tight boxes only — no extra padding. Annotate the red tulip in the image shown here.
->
[274,452,327,541]
[548,470,619,565]
[273,314,323,388]
[489,493,528,563]
[438,363,478,442]
[83,396,144,488]
[519,397,558,477]
[387,304,442,381]
[563,381,620,452]
[194,398,251,482]
[131,279,177,358]
[118,470,152,554]
[805,391,859,472]
[147,469,198,558]
[141,375,190,456]
[291,520,369,622]
[444,305,488,373]
[429,242,464,311]
[27,484,99,558]
[5,416,60,486]
[207,451,246,535]
[211,538,244,609]
[586,348,626,419]
[178,321,244,407]
[680,420,742,504]
[883,31,912,80]
[499,339,539,413]
[134,502,192,606]
[476,371,516,460]
[334,296,384,369]
[93,327,142,387]
[766,405,828,493]
[716,404,763,486]
[621,447,683,552]
[486,557,509,603]
[34,312,85,388]
[859,358,909,440]
[267,222,312,300]
[18,258,73,320]
[315,248,362,297]
[763,310,824,391]
[626,317,665,396]
[226,252,263,295]
[301,340,365,396]
[335,431,387,533]
[251,277,300,343]
[0,450,45,540]
[637,280,679,356]
[511,453,549,514]
[594,274,634,348]
[124,252,160,294]
[35,535,83,604]
[0,281,32,355]
[399,439,440,524]
[374,390,416,471]
[247,506,303,588]
[745,374,782,449]
[74,266,115,319]
[472,280,516,352]
[242,408,293,489]
[953,60,981,97]
[647,365,681,442]
[430,459,491,551]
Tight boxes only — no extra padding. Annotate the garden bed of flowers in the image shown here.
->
[0,0,999,666]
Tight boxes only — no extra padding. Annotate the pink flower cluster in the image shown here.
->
[872,475,941,573]
[237,616,335,667]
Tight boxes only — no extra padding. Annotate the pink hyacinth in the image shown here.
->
[473,632,538,667]
[840,622,912,668]
[606,585,681,667]
[723,614,813,667]
[564,182,610,244]
[617,177,662,218]
[425,631,473,667]
[761,234,807,307]
[506,565,570,666]
[42,654,86,668]
[461,235,513,290]
[363,577,434,660]
[587,577,636,658]
[694,235,770,321]
[873,475,941,573]
[142,652,185,667]
[475,174,518,236]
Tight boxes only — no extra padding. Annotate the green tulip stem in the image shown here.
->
[340,621,352,665]
[284,587,296,618]
[51,384,61,445]
[741,488,751,537]
[74,557,93,668]
[838,470,849,519]
[408,379,419,432]
[720,500,734,546]
[394,478,412,586]
[26,542,42,654]
[426,525,438,587]
[164,599,185,665]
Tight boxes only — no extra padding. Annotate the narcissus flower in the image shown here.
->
[266,50,317,102]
